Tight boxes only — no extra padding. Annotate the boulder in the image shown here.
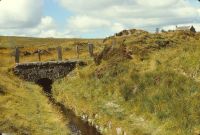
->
[23,51,31,56]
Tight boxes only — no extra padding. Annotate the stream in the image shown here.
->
[36,78,101,135]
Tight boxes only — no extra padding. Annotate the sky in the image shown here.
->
[0,0,200,38]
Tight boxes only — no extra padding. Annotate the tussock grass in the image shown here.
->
[0,36,103,134]
[52,31,200,135]
[1,31,200,134]
[0,45,71,134]
[0,72,70,134]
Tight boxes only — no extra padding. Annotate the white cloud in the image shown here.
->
[38,16,56,30]
[58,0,200,36]
[67,15,111,32]
[136,0,180,8]
[65,15,126,37]
[111,22,125,32]
[0,0,43,28]
[0,0,73,38]
[1,0,200,38]
[58,0,124,11]
[0,16,72,38]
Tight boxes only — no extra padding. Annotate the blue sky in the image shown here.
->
[43,0,71,28]
[0,0,200,38]
[189,0,200,6]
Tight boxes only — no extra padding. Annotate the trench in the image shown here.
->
[36,78,101,135]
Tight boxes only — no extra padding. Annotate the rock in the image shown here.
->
[81,114,88,121]
[95,125,99,130]
[108,121,112,129]
[90,120,95,126]
[98,126,104,133]
[40,50,50,55]
[94,114,99,119]
[114,29,148,37]
[33,49,50,55]
[33,50,39,54]
[23,51,31,56]
[116,127,122,135]
[1,133,12,135]
[115,30,131,37]
[13,61,85,82]
[155,40,171,48]
[88,118,94,124]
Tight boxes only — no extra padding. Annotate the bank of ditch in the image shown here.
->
[36,77,101,135]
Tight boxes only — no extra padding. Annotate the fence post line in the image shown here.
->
[57,46,62,61]
[88,43,94,57]
[38,49,41,61]
[15,47,20,63]
[76,45,80,59]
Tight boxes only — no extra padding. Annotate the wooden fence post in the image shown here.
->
[38,49,41,61]
[15,47,20,63]
[76,45,80,59]
[88,43,94,57]
[57,46,62,61]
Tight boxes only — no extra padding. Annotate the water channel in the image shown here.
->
[36,78,101,135]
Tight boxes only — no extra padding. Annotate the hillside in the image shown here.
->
[0,42,72,134]
[53,30,200,135]
[0,36,103,134]
[0,30,200,134]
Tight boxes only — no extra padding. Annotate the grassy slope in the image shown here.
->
[52,31,200,135]
[0,47,70,134]
[0,71,69,134]
[0,36,103,134]
[0,32,200,134]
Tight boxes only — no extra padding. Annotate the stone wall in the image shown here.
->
[13,61,86,82]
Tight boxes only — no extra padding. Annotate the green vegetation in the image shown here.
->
[0,36,103,134]
[0,30,200,134]
[53,30,200,135]
[0,47,70,134]
[0,71,69,134]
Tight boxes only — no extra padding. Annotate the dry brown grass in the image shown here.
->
[1,31,200,134]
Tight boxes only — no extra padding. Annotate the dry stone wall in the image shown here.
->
[13,61,86,82]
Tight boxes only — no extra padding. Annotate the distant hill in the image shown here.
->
[0,36,103,48]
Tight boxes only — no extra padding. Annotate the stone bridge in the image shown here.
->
[13,60,86,83]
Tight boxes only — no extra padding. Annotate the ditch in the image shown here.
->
[36,78,101,135]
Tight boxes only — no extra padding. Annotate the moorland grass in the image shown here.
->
[0,48,70,134]
[52,31,200,135]
[1,31,200,134]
